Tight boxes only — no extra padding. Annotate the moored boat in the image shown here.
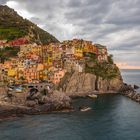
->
[88,94,97,98]
[80,107,92,112]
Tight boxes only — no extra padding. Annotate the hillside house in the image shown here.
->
[0,40,7,48]
[8,68,16,77]
[9,38,28,46]
[51,69,66,84]
[95,44,108,62]
[24,64,44,83]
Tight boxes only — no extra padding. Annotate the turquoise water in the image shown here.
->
[0,69,140,140]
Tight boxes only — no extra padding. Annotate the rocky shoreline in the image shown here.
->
[0,89,72,121]
[119,84,140,103]
[0,82,139,121]
[0,90,118,121]
[0,104,73,122]
[0,103,73,122]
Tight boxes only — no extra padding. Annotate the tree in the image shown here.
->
[108,54,114,64]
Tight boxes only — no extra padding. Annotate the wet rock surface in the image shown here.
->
[134,85,139,89]
[119,84,140,103]
[0,81,139,121]
[0,88,72,120]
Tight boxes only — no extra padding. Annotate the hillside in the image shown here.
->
[0,5,59,44]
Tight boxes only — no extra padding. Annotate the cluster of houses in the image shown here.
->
[0,38,108,84]
[0,38,28,49]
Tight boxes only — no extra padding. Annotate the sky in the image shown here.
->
[0,0,140,69]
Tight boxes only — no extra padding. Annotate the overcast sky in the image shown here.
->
[1,0,140,69]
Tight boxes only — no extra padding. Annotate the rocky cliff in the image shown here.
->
[58,64,123,96]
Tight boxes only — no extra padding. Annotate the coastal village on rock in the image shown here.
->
[0,38,108,85]
[0,5,140,121]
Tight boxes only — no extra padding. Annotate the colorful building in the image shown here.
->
[8,68,16,77]
[95,44,108,62]
[50,70,66,84]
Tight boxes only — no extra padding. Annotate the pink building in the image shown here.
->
[24,65,38,83]
[51,70,66,84]
[9,38,28,46]
[3,61,13,69]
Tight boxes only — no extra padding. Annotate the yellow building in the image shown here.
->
[83,44,89,52]
[37,63,44,71]
[74,46,83,58]
[8,69,16,77]
[47,57,53,66]
[32,45,42,55]
[47,44,53,52]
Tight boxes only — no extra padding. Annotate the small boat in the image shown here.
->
[8,87,14,91]
[15,87,23,93]
[80,107,92,112]
[88,94,97,98]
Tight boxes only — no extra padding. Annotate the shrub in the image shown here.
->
[85,61,118,80]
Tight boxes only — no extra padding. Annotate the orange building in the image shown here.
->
[24,64,44,83]
[50,70,66,84]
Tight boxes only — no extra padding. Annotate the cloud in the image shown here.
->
[0,0,140,68]
[6,1,35,19]
[0,0,8,4]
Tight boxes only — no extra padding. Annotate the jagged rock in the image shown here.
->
[127,92,135,98]
[134,85,139,89]
[0,86,72,120]
[26,100,37,107]
[60,72,97,96]
[59,70,123,96]
[119,83,140,103]
[109,75,123,91]
[119,84,134,92]
[49,90,71,109]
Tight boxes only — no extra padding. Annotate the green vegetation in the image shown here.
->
[108,54,114,64]
[0,47,20,63]
[0,5,59,44]
[0,5,59,63]
[85,54,119,80]
[0,27,27,41]
[85,62,119,80]
[83,52,97,60]
[31,26,59,44]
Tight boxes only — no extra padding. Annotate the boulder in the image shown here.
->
[26,100,37,107]
[134,85,139,89]
[119,84,134,92]
[49,90,71,109]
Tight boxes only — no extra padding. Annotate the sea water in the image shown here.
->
[0,69,140,140]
